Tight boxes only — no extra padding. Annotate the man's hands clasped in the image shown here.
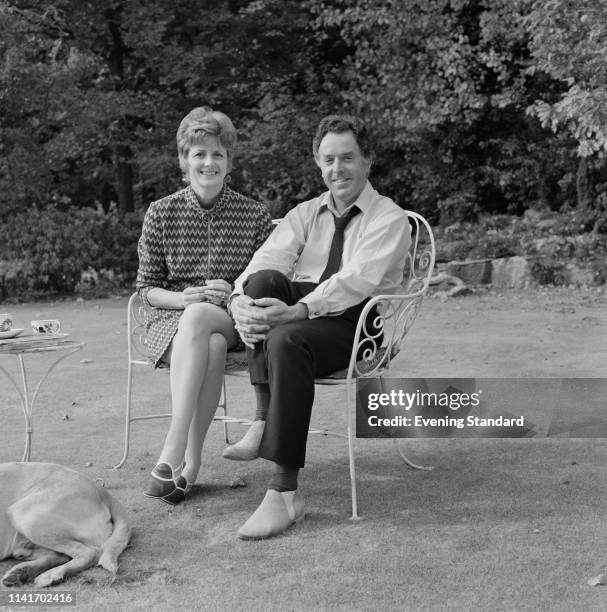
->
[230,295,308,349]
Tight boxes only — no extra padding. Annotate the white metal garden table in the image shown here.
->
[0,334,84,461]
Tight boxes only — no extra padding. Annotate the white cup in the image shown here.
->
[0,313,12,332]
[31,319,61,334]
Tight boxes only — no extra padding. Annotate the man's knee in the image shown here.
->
[243,269,287,299]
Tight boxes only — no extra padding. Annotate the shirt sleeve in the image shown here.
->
[233,205,307,294]
[299,209,412,318]
[136,202,168,307]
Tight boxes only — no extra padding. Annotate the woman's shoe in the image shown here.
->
[143,461,188,505]
[222,420,265,461]
[161,474,188,504]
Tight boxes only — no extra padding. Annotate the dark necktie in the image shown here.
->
[318,206,361,283]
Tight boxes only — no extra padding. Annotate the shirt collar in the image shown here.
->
[184,184,230,216]
[321,181,375,216]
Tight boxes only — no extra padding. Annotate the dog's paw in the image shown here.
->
[1,574,21,587]
[98,553,118,574]
[34,568,64,588]
[2,566,30,587]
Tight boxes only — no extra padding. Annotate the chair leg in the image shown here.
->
[395,440,435,471]
[113,363,134,469]
[346,380,360,520]
[219,375,230,444]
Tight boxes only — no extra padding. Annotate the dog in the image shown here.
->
[0,462,130,587]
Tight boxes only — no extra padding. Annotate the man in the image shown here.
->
[227,114,411,539]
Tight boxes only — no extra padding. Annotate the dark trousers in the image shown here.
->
[243,269,376,468]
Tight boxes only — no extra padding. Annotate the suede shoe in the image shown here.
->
[237,489,304,540]
[222,420,265,461]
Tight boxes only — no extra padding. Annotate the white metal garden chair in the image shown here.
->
[115,210,435,519]
[113,294,252,469]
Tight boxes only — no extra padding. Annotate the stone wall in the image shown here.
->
[437,257,531,289]
[437,255,597,289]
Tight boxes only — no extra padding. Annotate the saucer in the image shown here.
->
[0,328,24,340]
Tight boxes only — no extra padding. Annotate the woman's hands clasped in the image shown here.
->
[183,279,232,308]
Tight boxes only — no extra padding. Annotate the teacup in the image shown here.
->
[31,319,61,334]
[0,313,12,332]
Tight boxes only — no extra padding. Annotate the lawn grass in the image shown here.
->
[0,287,605,611]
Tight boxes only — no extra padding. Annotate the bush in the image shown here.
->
[436,190,480,225]
[435,216,522,262]
[435,211,606,285]
[0,205,144,299]
[522,232,607,286]
[528,258,567,286]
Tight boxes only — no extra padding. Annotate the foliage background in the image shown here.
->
[1,0,606,297]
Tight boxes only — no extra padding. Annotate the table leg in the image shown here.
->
[0,346,83,462]
[0,361,29,461]
[17,355,33,462]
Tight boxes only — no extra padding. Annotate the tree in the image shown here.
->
[527,0,607,158]
[1,0,154,214]
[1,0,597,227]
[311,0,576,222]
[526,0,607,228]
[0,0,327,217]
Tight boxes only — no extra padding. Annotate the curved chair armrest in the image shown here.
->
[344,289,427,380]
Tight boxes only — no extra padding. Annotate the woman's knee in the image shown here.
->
[178,303,226,338]
[207,333,228,373]
[209,332,227,356]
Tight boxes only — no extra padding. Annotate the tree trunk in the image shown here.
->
[116,145,134,214]
[576,157,590,211]
[106,8,134,214]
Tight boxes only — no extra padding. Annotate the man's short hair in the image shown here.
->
[312,115,375,161]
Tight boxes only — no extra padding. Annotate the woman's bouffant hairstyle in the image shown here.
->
[312,114,375,163]
[176,106,237,180]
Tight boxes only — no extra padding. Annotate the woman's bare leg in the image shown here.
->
[182,332,228,484]
[157,303,237,472]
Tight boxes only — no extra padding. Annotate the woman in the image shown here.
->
[136,106,273,504]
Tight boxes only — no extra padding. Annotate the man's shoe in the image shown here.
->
[222,420,265,461]
[237,489,305,540]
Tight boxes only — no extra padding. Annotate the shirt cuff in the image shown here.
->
[299,293,326,318]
